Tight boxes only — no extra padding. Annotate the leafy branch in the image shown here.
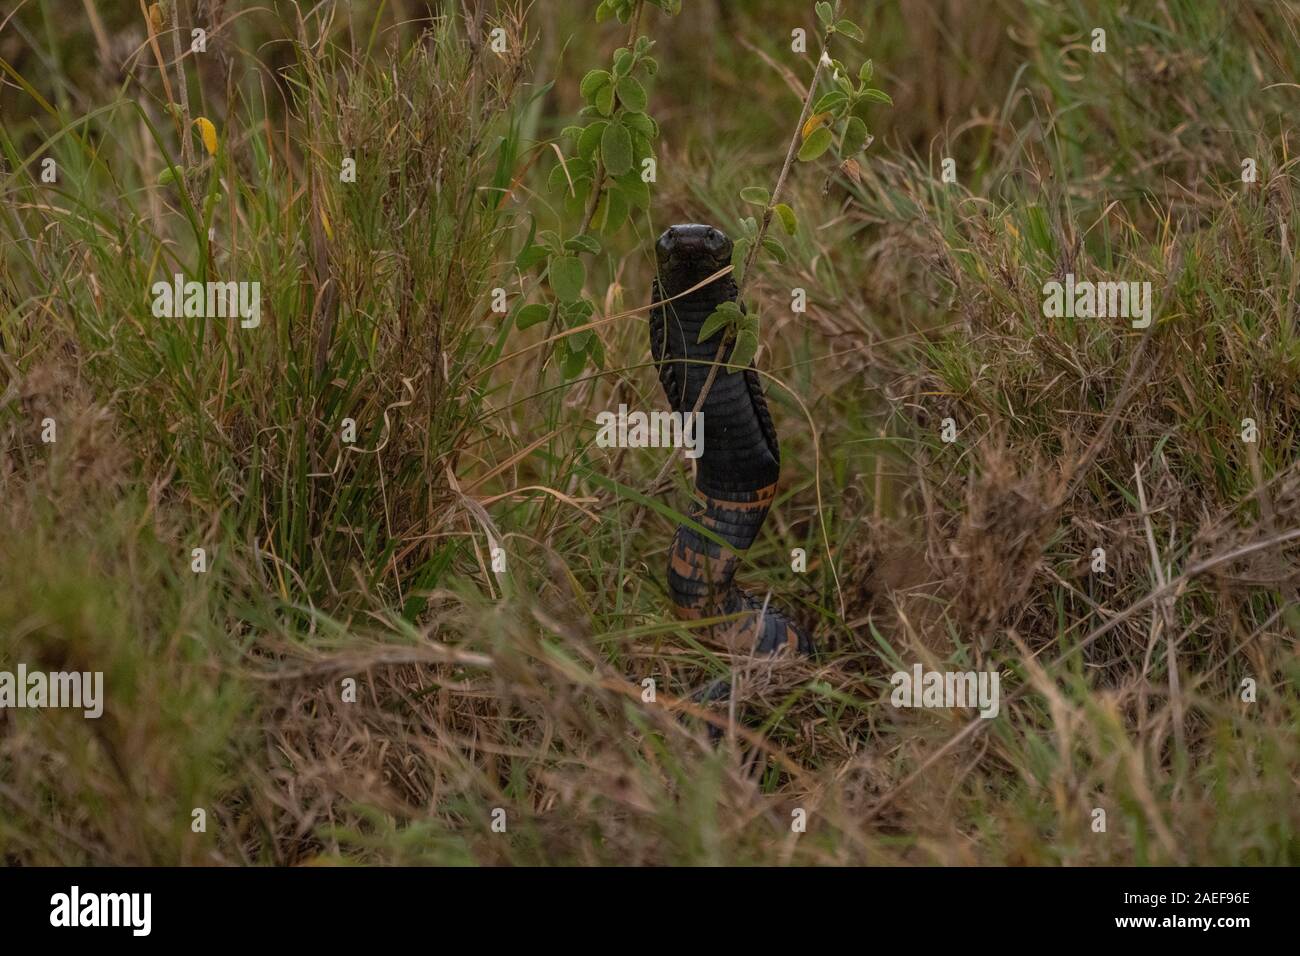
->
[515,0,680,385]
[694,0,890,402]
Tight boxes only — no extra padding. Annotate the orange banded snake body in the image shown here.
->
[649,224,814,665]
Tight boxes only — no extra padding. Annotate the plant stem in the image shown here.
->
[688,0,840,419]
[738,1,840,298]
[535,0,645,390]
[169,0,195,192]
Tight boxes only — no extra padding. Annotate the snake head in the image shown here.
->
[654,224,733,294]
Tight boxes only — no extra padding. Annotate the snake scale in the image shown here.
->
[649,223,814,663]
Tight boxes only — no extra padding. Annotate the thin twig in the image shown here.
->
[687,0,841,422]
[168,0,194,182]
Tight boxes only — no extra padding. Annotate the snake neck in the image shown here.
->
[650,225,812,660]
[652,268,738,315]
[650,278,779,498]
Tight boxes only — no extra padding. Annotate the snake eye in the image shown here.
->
[654,227,678,263]
[703,228,733,263]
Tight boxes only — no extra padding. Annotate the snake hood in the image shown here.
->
[654,224,732,293]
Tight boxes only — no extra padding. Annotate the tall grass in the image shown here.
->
[1,0,1297,865]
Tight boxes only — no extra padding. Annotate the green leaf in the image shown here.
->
[761,236,788,263]
[580,70,611,101]
[842,116,868,155]
[728,329,759,371]
[859,59,874,82]
[612,48,633,78]
[740,216,758,236]
[774,202,798,235]
[739,186,771,206]
[562,343,587,379]
[731,238,751,286]
[601,120,633,176]
[592,187,629,234]
[861,88,893,105]
[563,300,594,353]
[537,230,564,253]
[614,169,651,210]
[623,111,655,138]
[835,19,865,42]
[549,255,586,303]
[615,75,647,112]
[578,121,608,161]
[595,83,616,117]
[798,126,833,162]
[815,2,833,27]
[551,170,591,204]
[564,234,602,255]
[567,315,593,351]
[515,243,549,269]
[697,301,741,343]
[563,187,588,219]
[547,162,573,195]
[515,303,550,330]
[697,311,729,344]
[631,132,654,164]
[812,90,848,115]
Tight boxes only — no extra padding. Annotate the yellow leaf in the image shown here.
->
[194,117,218,157]
[802,112,831,140]
[148,3,165,34]
[320,208,334,242]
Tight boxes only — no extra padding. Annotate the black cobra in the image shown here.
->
[649,223,814,660]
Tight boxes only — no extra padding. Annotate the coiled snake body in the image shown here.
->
[649,224,814,660]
